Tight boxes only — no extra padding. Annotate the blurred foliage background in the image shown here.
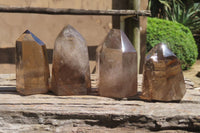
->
[147,0,200,63]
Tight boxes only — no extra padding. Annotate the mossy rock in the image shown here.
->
[147,17,198,70]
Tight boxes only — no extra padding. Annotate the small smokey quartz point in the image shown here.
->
[97,29,137,98]
[51,25,91,96]
[16,30,50,95]
[141,43,186,101]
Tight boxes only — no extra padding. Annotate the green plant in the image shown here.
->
[148,0,183,18]
[166,0,200,34]
[148,0,200,34]
[147,17,198,69]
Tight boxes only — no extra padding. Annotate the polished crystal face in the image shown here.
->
[141,43,186,101]
[16,30,50,95]
[51,25,91,96]
[97,29,137,98]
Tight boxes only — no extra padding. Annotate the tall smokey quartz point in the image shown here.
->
[51,25,91,96]
[16,30,50,95]
[97,29,137,98]
[141,43,186,101]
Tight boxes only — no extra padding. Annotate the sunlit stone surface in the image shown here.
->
[97,29,137,98]
[51,25,91,96]
[141,43,186,101]
[16,30,50,95]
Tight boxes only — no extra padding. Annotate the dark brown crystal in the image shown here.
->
[97,29,137,98]
[51,25,91,96]
[16,30,50,95]
[141,43,186,101]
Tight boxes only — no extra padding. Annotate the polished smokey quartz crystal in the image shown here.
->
[97,29,137,98]
[51,25,91,96]
[141,43,186,101]
[16,30,50,95]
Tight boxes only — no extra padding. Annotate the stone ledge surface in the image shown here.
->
[0,74,199,132]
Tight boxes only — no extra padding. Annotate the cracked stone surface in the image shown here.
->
[0,74,199,132]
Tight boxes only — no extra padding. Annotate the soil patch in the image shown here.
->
[183,60,200,87]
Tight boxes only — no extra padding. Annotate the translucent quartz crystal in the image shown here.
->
[51,25,91,96]
[16,30,50,95]
[141,43,186,101]
[97,29,137,98]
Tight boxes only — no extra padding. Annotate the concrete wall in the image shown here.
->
[0,0,114,73]
[0,0,112,49]
[0,0,112,9]
[0,0,148,74]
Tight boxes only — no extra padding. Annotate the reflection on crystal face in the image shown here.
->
[16,30,50,95]
[97,29,137,98]
[141,43,186,101]
[51,25,91,96]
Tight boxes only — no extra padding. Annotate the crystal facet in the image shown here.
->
[97,29,137,98]
[141,43,186,101]
[51,25,91,96]
[16,30,50,95]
